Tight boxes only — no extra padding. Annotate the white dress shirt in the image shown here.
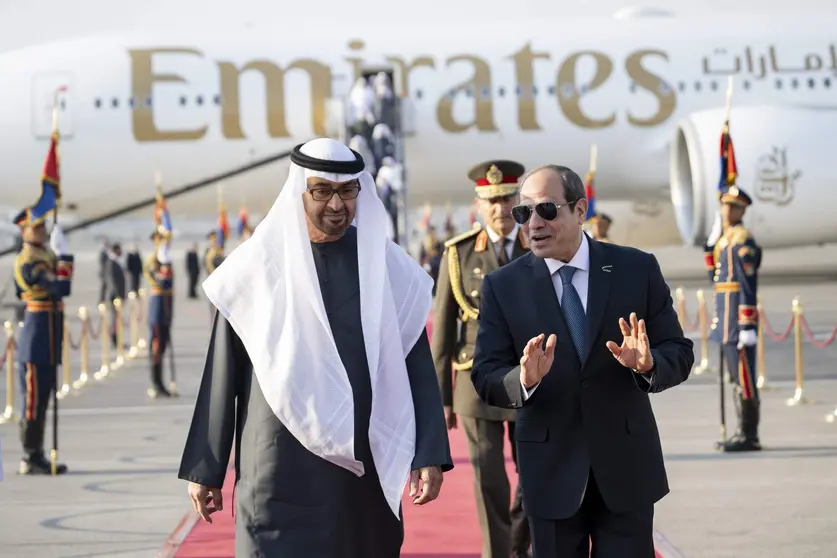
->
[485,224,519,262]
[520,233,651,399]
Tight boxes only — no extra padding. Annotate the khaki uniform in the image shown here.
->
[432,223,531,557]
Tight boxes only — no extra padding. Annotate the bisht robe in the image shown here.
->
[178,227,453,557]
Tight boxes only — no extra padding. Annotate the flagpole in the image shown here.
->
[50,86,66,476]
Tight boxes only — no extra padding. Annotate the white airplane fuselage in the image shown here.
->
[1,18,836,247]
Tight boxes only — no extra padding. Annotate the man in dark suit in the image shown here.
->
[125,244,143,293]
[185,243,200,299]
[471,164,694,557]
[432,160,531,558]
[104,243,127,348]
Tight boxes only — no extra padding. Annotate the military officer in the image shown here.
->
[203,231,225,275]
[12,209,72,474]
[589,212,613,243]
[431,160,531,558]
[710,185,762,452]
[144,231,175,398]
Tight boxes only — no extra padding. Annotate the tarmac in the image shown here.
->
[0,243,835,558]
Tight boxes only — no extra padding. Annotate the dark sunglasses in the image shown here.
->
[511,200,577,225]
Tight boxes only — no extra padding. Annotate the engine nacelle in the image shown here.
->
[670,106,837,249]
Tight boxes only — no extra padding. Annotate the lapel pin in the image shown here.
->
[602,265,612,272]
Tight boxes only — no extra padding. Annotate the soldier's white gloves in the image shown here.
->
[49,224,69,255]
[706,212,723,247]
[737,329,757,349]
[156,244,172,265]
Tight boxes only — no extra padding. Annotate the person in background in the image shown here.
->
[125,243,143,293]
[432,160,532,558]
[185,243,200,299]
[104,242,127,348]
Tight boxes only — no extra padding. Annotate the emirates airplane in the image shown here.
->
[1,15,836,249]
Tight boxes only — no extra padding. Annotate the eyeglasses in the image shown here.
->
[511,200,577,225]
[307,184,362,202]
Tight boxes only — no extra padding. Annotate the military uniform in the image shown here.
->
[431,160,531,558]
[203,231,225,275]
[708,186,762,452]
[12,211,71,475]
[589,212,613,243]
[144,233,175,398]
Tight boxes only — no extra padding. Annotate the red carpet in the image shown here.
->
[169,316,670,557]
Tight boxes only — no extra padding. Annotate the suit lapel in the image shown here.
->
[583,236,611,366]
[529,255,573,354]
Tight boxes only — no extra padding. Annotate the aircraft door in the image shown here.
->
[31,72,74,139]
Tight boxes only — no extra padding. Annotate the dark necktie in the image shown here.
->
[497,238,509,267]
[557,265,587,361]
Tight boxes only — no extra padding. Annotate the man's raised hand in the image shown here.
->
[606,312,654,373]
[520,333,557,389]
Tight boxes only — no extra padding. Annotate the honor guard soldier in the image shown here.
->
[710,185,762,452]
[589,212,613,243]
[203,231,225,275]
[431,160,531,558]
[12,209,72,475]
[144,231,175,398]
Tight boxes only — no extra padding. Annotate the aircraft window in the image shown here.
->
[580,84,588,94]
[214,94,221,105]
[94,98,102,109]
[743,80,751,90]
[111,98,119,108]
[824,77,831,88]
[561,83,574,98]
[531,85,537,96]
[775,79,782,89]
[60,99,66,110]
[678,82,686,92]
[515,85,521,96]
[791,78,799,89]
[807,78,815,89]
[180,96,187,106]
[498,86,506,97]
[659,82,669,94]
[709,81,718,91]
[547,85,555,95]
[196,95,204,106]
[629,82,637,93]
[464,86,473,98]
[416,89,423,99]
[145,96,153,107]
[480,86,489,99]
[694,81,701,91]
[128,97,135,108]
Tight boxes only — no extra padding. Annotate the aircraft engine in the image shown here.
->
[669,105,837,249]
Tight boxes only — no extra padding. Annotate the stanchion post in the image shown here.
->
[113,298,125,369]
[72,307,90,389]
[94,303,110,380]
[693,290,712,376]
[57,315,71,399]
[755,296,772,390]
[826,406,837,424]
[128,291,138,358]
[137,288,147,350]
[786,297,812,406]
[0,321,18,424]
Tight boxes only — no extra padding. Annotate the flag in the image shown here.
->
[27,132,61,226]
[237,206,249,237]
[154,184,173,237]
[719,122,738,189]
[584,170,597,221]
[217,202,229,250]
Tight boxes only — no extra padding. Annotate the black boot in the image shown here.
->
[722,399,761,452]
[18,419,67,475]
[147,362,171,399]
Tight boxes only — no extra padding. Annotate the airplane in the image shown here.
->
[1,17,837,250]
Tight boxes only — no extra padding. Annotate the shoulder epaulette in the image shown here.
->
[444,226,481,248]
[728,225,750,246]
